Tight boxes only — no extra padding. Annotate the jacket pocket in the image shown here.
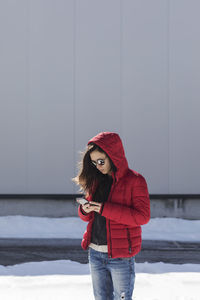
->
[126,228,132,253]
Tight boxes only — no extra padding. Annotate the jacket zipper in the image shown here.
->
[108,221,112,258]
[107,174,116,258]
[126,228,132,253]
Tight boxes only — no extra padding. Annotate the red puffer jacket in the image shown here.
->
[78,132,150,258]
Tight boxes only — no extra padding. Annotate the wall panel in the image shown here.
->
[28,0,74,193]
[74,0,122,163]
[169,0,200,193]
[0,1,28,193]
[122,0,169,193]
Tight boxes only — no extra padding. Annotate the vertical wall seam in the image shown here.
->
[26,0,30,194]
[120,0,123,137]
[72,0,77,193]
[167,0,171,194]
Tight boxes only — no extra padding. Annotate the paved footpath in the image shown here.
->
[0,239,199,266]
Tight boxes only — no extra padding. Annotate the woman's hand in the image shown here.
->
[82,201,102,214]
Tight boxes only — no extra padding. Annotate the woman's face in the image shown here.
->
[90,150,112,175]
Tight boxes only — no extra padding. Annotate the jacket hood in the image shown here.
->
[88,132,129,180]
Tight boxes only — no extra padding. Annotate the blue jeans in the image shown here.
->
[88,248,135,300]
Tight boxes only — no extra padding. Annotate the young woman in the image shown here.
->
[73,132,150,300]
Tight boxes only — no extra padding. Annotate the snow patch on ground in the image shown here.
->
[0,260,199,300]
[0,216,200,241]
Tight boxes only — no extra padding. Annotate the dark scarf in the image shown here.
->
[91,174,113,245]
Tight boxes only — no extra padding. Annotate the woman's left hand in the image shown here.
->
[88,201,102,213]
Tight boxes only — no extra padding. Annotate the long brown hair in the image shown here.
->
[73,143,116,195]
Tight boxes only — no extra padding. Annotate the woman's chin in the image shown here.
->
[100,170,106,174]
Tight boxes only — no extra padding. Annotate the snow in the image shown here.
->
[142,217,200,242]
[0,216,200,299]
[0,216,200,241]
[0,216,83,238]
[0,260,199,300]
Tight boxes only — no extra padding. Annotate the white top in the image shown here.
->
[89,243,108,253]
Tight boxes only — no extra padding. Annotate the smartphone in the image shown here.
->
[76,198,89,205]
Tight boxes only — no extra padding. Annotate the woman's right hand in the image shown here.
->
[81,203,94,214]
[82,202,102,214]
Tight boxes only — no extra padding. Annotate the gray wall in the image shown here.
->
[0,197,199,220]
[0,0,200,194]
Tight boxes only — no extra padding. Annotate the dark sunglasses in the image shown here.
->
[91,158,106,167]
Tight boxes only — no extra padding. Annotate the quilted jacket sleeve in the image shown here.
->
[101,175,150,226]
[78,193,94,222]
[78,205,93,222]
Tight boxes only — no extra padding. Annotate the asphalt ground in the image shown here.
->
[0,239,200,266]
